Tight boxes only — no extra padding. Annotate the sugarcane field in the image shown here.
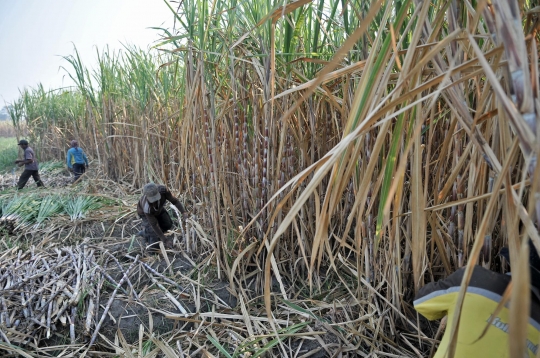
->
[1,0,540,357]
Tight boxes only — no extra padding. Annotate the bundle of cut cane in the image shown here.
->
[35,194,64,226]
[0,245,190,349]
[64,195,106,221]
[0,193,113,232]
[0,195,40,233]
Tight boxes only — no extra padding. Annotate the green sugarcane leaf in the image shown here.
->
[206,334,233,358]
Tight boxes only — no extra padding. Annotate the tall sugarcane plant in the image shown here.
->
[9,0,540,355]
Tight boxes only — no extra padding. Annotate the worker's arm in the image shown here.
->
[15,159,33,166]
[145,213,168,241]
[83,151,89,166]
[15,150,34,167]
[66,149,73,169]
[162,188,187,215]
[413,267,466,320]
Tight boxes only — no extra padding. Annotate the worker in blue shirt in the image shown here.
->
[66,140,89,183]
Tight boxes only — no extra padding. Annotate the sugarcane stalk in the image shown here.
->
[253,98,261,237]
[0,327,10,344]
[69,306,77,344]
[94,268,105,332]
[81,246,88,295]
[366,186,374,283]
[97,268,130,297]
[21,292,28,319]
[89,255,140,347]
[489,0,539,226]
[34,280,67,319]
[29,317,47,329]
[54,300,70,324]
[35,292,44,316]
[46,300,53,339]
[0,298,9,328]
[177,340,185,358]
[27,267,73,303]
[3,263,62,292]
[147,274,188,315]
[241,101,250,226]
[261,118,269,235]
[67,249,82,306]
[24,290,34,318]
[125,254,188,294]
[457,174,464,268]
[170,205,187,248]
[85,299,94,336]
[103,252,140,301]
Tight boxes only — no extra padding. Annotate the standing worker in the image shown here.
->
[414,243,540,357]
[66,140,89,183]
[137,183,188,250]
[14,139,44,190]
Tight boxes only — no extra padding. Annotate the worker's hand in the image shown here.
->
[85,164,88,169]
[68,167,73,172]
[182,212,188,221]
[14,160,20,164]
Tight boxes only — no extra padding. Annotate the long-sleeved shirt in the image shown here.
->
[136,185,186,240]
[66,147,88,168]
[414,266,540,357]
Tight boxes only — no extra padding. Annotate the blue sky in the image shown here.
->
[0,0,174,105]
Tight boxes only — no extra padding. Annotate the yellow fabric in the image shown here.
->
[415,292,540,357]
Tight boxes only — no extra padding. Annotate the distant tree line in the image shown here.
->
[0,106,12,121]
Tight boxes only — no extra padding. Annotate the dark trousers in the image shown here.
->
[140,210,173,245]
[17,170,44,190]
[73,163,86,182]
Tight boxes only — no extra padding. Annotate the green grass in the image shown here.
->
[0,139,63,176]
[39,161,65,173]
[0,137,19,173]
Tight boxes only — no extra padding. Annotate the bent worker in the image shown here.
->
[14,139,44,190]
[414,242,540,357]
[136,183,188,250]
[66,140,89,183]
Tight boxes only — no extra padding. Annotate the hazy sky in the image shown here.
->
[0,0,175,105]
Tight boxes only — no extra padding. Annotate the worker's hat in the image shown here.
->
[143,183,161,203]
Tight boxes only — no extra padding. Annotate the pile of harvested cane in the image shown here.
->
[0,244,190,348]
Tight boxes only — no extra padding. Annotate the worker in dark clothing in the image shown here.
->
[136,183,188,250]
[14,139,44,190]
[414,243,540,357]
[66,140,89,183]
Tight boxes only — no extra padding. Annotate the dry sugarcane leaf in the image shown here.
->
[139,324,144,358]
[472,281,512,343]
[150,334,180,358]
[272,61,367,101]
[270,0,313,24]
[411,106,426,293]
[0,342,33,358]
[229,241,257,293]
[115,329,135,358]
[446,138,520,357]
